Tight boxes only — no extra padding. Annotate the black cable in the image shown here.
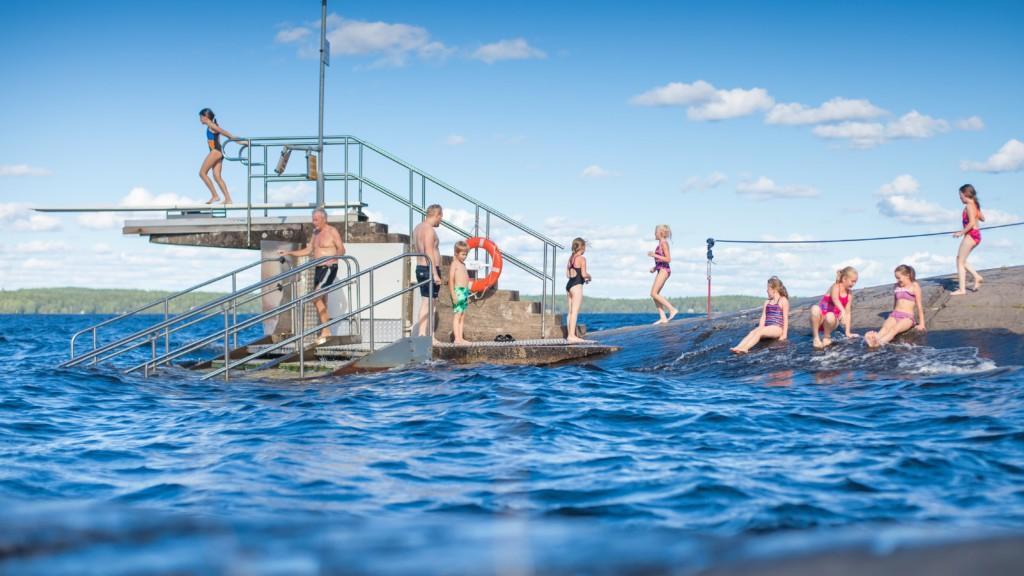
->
[712,221,1024,244]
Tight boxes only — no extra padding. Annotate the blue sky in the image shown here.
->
[1,0,1022,298]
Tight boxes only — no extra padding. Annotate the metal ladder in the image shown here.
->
[60,255,360,374]
[222,134,564,335]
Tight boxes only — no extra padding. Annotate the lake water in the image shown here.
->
[2,313,1023,574]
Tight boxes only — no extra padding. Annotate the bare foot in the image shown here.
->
[812,339,824,349]
[730,347,746,355]
[949,289,967,296]
[822,337,833,347]
[865,332,879,348]
[566,336,585,344]
[666,308,678,322]
[653,318,667,325]
[971,276,983,291]
[453,339,469,346]
[205,197,220,205]
[222,197,233,205]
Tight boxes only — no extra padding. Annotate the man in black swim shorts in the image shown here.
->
[412,204,443,338]
[279,208,346,341]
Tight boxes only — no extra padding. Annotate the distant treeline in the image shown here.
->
[520,294,763,314]
[0,288,261,315]
[0,287,762,316]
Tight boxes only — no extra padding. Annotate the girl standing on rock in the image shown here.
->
[198,108,246,205]
[648,224,678,324]
[565,237,591,343]
[866,264,926,347]
[951,184,985,295]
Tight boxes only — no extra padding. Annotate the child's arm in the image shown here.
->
[578,256,591,281]
[780,297,789,340]
[449,266,457,301]
[209,123,243,142]
[914,282,927,330]
[829,284,849,324]
[758,301,767,328]
[843,294,854,337]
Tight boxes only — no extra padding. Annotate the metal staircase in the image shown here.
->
[221,134,565,335]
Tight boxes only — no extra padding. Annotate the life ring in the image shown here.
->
[466,237,502,293]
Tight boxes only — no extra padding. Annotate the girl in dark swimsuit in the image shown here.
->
[565,237,591,343]
[198,108,245,205]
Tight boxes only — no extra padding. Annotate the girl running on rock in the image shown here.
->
[648,224,678,324]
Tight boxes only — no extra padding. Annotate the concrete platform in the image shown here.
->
[122,217,406,249]
[432,338,618,365]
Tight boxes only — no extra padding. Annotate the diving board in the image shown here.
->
[33,202,366,213]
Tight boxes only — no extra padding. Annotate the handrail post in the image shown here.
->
[551,245,558,324]
[246,143,252,246]
[263,145,269,217]
[150,336,156,376]
[474,207,480,262]
[231,275,238,350]
[420,174,426,210]
[368,269,375,352]
[299,297,305,379]
[358,143,363,205]
[91,328,97,365]
[428,255,435,342]
[541,244,548,337]
[163,300,169,355]
[343,139,350,243]
[485,212,491,274]
[408,169,414,237]
[223,306,230,382]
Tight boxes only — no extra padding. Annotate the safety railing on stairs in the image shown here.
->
[222,135,564,336]
[147,252,434,381]
[67,257,276,364]
[60,255,360,371]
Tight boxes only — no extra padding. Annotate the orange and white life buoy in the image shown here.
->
[466,237,502,293]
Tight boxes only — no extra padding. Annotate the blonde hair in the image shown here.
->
[454,240,469,254]
[571,237,586,254]
[835,266,858,284]
[767,276,789,299]
[895,264,916,282]
[655,224,672,240]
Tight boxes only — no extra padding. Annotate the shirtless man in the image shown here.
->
[412,204,443,338]
[279,208,346,340]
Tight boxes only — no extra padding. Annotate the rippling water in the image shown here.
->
[2,313,1023,573]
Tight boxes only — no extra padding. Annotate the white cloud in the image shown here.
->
[75,187,202,230]
[901,251,955,278]
[15,240,69,253]
[471,38,546,64]
[630,80,717,107]
[630,80,774,121]
[980,208,1022,226]
[267,182,313,204]
[960,139,1024,173]
[93,243,113,254]
[875,174,969,226]
[0,164,50,176]
[681,172,728,192]
[446,134,466,146]
[765,97,886,125]
[877,174,919,196]
[274,26,311,44]
[735,177,818,200]
[812,111,950,149]
[580,165,618,179]
[0,203,61,232]
[278,13,452,67]
[956,116,985,131]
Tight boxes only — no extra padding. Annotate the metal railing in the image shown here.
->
[196,252,435,381]
[222,134,563,334]
[67,257,276,363]
[60,255,360,372]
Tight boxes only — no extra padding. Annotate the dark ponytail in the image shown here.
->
[199,108,218,126]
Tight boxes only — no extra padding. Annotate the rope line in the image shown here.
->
[711,221,1024,245]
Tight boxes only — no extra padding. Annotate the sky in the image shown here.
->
[1,0,1022,299]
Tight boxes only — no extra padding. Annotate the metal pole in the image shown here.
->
[485,212,491,274]
[368,269,375,352]
[316,0,327,206]
[246,143,252,246]
[541,244,547,337]
[223,308,230,382]
[263,145,269,217]
[408,169,414,236]
[231,276,238,350]
[343,139,350,242]
[358,143,363,205]
[299,298,305,379]
[163,300,169,355]
[420,174,426,210]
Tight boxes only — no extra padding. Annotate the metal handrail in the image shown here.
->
[68,257,277,361]
[224,134,563,335]
[199,252,434,381]
[60,254,358,369]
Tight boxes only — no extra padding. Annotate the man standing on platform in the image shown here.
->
[412,204,443,339]
[279,207,345,342]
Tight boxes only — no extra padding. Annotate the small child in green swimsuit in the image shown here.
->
[450,240,471,345]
